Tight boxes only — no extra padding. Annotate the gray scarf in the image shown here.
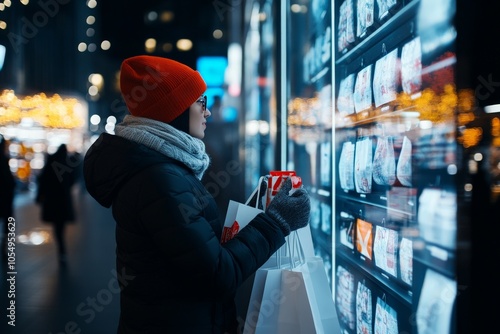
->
[115,115,210,180]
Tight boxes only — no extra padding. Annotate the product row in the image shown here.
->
[338,125,455,195]
[337,0,407,53]
[336,264,456,334]
[339,135,412,193]
[337,37,421,116]
[339,213,413,286]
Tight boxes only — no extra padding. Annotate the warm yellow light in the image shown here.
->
[145,38,157,53]
[88,73,104,88]
[101,40,111,50]
[176,39,192,51]
[0,90,84,129]
[162,43,173,52]
[160,11,174,23]
[78,42,87,52]
[87,0,97,9]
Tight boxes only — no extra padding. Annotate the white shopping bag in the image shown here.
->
[221,200,263,243]
[277,233,340,334]
[246,232,340,334]
[244,268,284,334]
[221,176,267,243]
[243,245,300,334]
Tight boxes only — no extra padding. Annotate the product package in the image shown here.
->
[373,48,400,108]
[356,218,373,260]
[374,225,398,277]
[222,171,303,243]
[265,171,302,208]
[356,281,373,334]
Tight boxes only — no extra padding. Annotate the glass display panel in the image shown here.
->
[334,0,459,332]
[286,0,333,283]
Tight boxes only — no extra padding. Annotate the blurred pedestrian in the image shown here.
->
[209,94,223,122]
[83,55,311,334]
[36,144,76,264]
[0,135,16,257]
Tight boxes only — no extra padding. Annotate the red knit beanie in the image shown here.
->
[119,55,207,124]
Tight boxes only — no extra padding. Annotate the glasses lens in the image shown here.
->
[198,95,207,111]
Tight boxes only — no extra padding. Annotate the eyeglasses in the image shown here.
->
[196,95,207,111]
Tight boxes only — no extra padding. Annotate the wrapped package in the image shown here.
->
[356,281,373,334]
[373,49,400,107]
[374,297,398,334]
[265,170,302,208]
[401,37,422,94]
[354,136,373,193]
[337,74,356,116]
[338,0,356,52]
[374,225,398,277]
[339,141,356,191]
[399,237,413,286]
[377,0,398,20]
[336,265,356,330]
[396,136,413,187]
[354,65,373,113]
[356,218,373,260]
[372,136,396,186]
[357,0,375,38]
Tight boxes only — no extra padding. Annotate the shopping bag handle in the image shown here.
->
[286,230,306,269]
[244,175,268,209]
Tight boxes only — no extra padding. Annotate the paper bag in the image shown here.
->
[244,268,284,334]
[248,232,339,334]
[221,200,263,243]
[243,244,300,334]
[278,257,339,333]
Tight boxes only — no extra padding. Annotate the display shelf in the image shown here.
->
[413,240,456,277]
[337,250,412,305]
[336,0,421,65]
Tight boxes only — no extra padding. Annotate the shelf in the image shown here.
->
[337,192,416,220]
[336,0,421,65]
[338,249,412,305]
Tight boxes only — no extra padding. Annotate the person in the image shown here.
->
[83,55,311,334]
[209,94,223,122]
[36,143,76,264]
[0,135,16,257]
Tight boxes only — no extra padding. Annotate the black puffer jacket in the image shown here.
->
[83,133,286,334]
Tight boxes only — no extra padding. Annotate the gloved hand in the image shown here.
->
[265,178,311,236]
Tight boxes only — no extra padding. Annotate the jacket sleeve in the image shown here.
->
[137,170,286,301]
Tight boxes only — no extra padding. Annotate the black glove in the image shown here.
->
[265,178,311,236]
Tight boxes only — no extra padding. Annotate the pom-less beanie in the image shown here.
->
[120,55,207,124]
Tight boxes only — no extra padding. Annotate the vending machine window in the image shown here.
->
[334,0,459,333]
[285,0,334,283]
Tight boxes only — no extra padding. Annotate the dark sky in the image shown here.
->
[98,1,225,63]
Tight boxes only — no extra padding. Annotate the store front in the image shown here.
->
[0,89,87,190]
[238,0,498,332]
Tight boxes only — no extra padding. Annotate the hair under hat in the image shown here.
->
[119,55,207,124]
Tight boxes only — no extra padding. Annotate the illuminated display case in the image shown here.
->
[333,0,469,332]
[285,0,334,283]
[279,0,497,332]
